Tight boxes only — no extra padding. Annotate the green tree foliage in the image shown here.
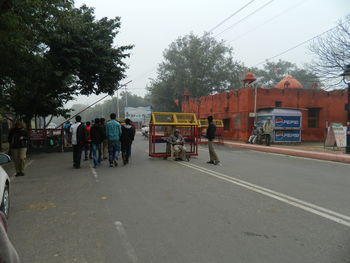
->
[252,60,320,89]
[0,0,132,124]
[147,33,246,111]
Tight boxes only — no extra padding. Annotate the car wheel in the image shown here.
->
[0,185,9,218]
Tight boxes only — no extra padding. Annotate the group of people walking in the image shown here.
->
[6,114,221,176]
[70,113,135,169]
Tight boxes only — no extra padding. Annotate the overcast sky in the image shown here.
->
[70,0,349,107]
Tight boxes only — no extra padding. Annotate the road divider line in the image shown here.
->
[187,162,350,221]
[89,164,99,183]
[179,162,350,227]
[114,221,139,263]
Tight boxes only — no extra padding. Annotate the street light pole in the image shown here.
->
[341,64,350,154]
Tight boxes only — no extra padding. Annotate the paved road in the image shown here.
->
[6,135,350,263]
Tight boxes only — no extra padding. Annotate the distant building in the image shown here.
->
[182,73,348,141]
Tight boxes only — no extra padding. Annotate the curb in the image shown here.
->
[219,141,350,164]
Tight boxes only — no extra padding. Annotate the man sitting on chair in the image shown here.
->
[168,129,189,161]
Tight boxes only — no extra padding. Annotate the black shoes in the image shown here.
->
[207,160,220,165]
[15,172,24,177]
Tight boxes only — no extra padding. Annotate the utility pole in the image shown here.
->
[125,86,128,108]
[117,89,120,119]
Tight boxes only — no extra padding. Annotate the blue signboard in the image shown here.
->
[274,116,301,129]
[274,130,301,142]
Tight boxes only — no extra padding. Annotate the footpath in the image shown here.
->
[215,139,350,164]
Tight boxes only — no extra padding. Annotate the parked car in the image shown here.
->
[0,154,10,218]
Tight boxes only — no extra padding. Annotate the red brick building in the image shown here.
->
[182,74,348,141]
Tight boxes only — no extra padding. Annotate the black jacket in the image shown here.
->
[8,128,29,148]
[90,124,105,144]
[121,125,135,146]
[206,122,216,141]
[76,123,88,145]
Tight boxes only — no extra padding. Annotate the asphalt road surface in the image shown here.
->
[6,134,350,263]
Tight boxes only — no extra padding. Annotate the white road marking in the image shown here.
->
[114,221,139,263]
[179,162,350,227]
[89,164,99,183]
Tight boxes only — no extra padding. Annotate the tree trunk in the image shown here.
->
[44,115,53,129]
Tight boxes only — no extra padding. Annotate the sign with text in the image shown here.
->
[274,116,301,129]
[124,106,152,123]
[274,130,301,142]
[325,123,346,147]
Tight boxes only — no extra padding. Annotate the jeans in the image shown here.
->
[122,143,132,161]
[73,144,83,168]
[108,140,121,164]
[91,143,101,167]
[84,143,92,159]
[265,134,271,146]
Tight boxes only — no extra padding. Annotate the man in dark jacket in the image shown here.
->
[120,118,135,165]
[70,116,87,168]
[90,118,105,168]
[8,120,29,176]
[206,116,220,165]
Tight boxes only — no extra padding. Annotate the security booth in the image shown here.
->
[256,108,302,143]
[198,119,224,144]
[149,112,198,158]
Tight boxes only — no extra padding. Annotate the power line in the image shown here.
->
[214,0,274,38]
[228,0,308,44]
[253,19,349,67]
[127,1,258,83]
[208,0,256,33]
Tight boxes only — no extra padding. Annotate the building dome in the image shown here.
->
[275,75,303,89]
[243,72,256,84]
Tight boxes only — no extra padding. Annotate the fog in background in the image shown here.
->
[68,0,350,107]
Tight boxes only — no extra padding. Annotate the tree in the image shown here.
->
[0,0,133,124]
[252,60,321,89]
[147,33,246,111]
[308,15,350,87]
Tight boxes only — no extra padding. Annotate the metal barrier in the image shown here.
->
[149,112,199,158]
[29,128,65,153]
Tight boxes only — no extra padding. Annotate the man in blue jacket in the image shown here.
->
[106,113,122,167]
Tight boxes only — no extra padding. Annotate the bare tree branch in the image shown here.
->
[309,15,350,88]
